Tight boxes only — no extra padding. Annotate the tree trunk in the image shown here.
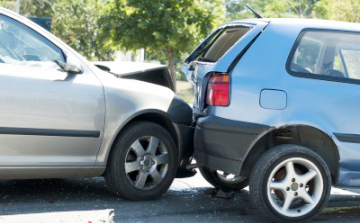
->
[166,45,177,92]
[94,42,102,61]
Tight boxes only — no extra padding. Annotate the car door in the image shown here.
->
[0,13,105,167]
[285,29,360,186]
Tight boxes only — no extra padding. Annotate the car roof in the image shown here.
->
[225,18,360,33]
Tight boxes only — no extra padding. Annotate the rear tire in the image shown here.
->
[199,167,248,190]
[105,121,178,200]
[250,144,331,222]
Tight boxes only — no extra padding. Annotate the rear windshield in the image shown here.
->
[199,27,250,62]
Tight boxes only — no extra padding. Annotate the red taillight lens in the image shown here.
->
[206,73,230,106]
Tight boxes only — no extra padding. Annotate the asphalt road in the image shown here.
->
[0,173,360,223]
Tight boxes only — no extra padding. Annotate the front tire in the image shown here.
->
[105,121,178,200]
[250,144,331,222]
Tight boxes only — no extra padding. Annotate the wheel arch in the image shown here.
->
[241,124,340,184]
[105,109,179,166]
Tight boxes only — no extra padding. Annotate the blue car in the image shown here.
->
[183,18,360,222]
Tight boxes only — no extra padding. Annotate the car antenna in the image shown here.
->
[245,4,263,19]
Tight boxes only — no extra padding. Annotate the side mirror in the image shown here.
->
[65,54,83,74]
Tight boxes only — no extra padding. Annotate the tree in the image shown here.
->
[315,0,360,22]
[0,0,54,17]
[22,0,55,17]
[0,0,16,12]
[52,0,118,60]
[226,0,322,20]
[104,0,226,86]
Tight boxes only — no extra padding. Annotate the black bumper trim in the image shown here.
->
[174,123,195,178]
[0,127,100,138]
[174,123,195,162]
[194,116,270,175]
[334,133,360,143]
[167,97,193,124]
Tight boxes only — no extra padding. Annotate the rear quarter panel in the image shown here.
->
[211,20,360,186]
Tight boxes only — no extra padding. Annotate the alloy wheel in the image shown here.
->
[125,136,169,190]
[267,157,324,217]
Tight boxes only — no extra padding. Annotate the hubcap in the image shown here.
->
[267,158,323,217]
[125,136,169,190]
[291,183,299,191]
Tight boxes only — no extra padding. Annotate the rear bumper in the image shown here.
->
[194,116,269,175]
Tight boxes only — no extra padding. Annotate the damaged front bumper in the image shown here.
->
[174,122,196,178]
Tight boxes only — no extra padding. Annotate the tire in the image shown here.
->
[105,121,178,200]
[199,167,248,190]
[250,144,331,223]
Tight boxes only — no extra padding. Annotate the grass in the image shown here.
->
[176,81,194,105]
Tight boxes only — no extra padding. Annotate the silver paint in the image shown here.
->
[0,7,176,179]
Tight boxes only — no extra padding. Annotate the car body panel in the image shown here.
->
[260,89,287,110]
[93,61,175,91]
[187,18,360,187]
[93,71,176,166]
[0,63,104,166]
[182,21,269,116]
[0,7,193,180]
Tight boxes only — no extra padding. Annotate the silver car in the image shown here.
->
[0,7,194,200]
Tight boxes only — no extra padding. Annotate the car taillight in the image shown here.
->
[206,73,230,106]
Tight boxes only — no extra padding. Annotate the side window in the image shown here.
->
[0,14,65,70]
[333,50,345,74]
[339,48,360,80]
[288,30,360,81]
[291,38,322,73]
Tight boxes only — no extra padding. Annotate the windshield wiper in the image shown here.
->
[94,64,111,72]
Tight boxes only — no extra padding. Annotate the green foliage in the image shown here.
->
[0,0,54,17]
[226,0,324,20]
[0,0,16,11]
[104,0,226,80]
[52,0,118,60]
[107,0,225,57]
[5,0,360,75]
[316,0,360,22]
[22,0,54,17]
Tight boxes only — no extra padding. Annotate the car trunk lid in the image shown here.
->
[182,21,269,117]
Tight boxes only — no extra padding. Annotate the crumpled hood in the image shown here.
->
[92,61,175,91]
[93,61,167,77]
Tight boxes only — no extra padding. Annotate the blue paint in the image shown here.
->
[260,89,287,110]
[184,18,360,187]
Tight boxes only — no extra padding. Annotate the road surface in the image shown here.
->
[0,173,360,222]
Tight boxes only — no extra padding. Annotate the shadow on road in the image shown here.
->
[0,177,359,222]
